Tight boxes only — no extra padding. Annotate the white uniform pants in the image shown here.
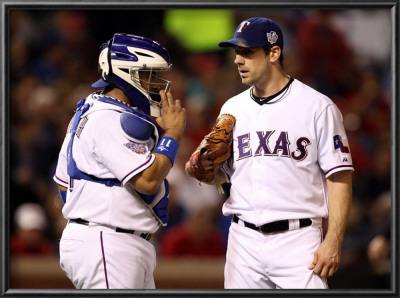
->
[59,221,156,289]
[224,218,328,289]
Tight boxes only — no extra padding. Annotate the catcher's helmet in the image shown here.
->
[92,33,172,117]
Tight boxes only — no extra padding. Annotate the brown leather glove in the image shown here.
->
[185,114,236,187]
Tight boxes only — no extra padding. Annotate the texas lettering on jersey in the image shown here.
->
[236,130,312,161]
[236,130,351,162]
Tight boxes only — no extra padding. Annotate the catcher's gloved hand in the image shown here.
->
[185,114,236,193]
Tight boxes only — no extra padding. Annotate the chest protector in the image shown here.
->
[66,96,158,187]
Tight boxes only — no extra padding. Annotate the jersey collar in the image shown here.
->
[250,77,294,105]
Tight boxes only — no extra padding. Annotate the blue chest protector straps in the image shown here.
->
[65,96,169,225]
[66,98,121,188]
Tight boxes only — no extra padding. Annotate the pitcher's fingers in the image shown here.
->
[327,267,336,277]
[313,262,324,275]
[308,254,317,270]
[319,266,329,278]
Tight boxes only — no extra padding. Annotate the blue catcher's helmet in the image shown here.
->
[92,33,172,117]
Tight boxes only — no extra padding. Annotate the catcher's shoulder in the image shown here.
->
[120,112,154,142]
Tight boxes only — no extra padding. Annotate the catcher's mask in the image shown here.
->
[92,33,172,117]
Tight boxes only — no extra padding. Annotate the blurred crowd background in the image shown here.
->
[8,8,392,289]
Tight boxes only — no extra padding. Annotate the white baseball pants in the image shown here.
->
[59,221,156,289]
[224,218,328,289]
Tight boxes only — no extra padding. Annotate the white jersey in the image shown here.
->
[53,92,162,233]
[220,79,354,226]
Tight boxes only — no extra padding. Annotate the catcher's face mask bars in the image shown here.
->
[134,67,172,100]
[133,68,172,117]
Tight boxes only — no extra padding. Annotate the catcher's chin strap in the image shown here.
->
[67,98,121,190]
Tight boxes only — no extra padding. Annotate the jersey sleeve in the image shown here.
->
[53,117,73,188]
[316,104,354,177]
[219,98,236,118]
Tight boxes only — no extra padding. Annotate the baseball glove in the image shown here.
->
[185,113,236,193]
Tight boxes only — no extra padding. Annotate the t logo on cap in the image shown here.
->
[218,17,284,51]
[237,21,251,33]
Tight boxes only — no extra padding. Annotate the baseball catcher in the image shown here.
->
[53,33,186,289]
[185,113,236,194]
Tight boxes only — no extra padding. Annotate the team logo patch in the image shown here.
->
[333,135,350,153]
[124,141,147,154]
[267,31,278,45]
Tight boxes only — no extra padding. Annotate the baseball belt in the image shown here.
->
[69,218,152,241]
[232,214,312,234]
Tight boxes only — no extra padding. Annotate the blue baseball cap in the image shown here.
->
[218,17,284,50]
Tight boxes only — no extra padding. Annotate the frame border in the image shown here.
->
[1,1,398,297]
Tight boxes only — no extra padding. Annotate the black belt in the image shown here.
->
[69,218,152,241]
[232,214,312,234]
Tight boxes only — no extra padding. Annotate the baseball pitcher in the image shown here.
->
[186,17,353,289]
